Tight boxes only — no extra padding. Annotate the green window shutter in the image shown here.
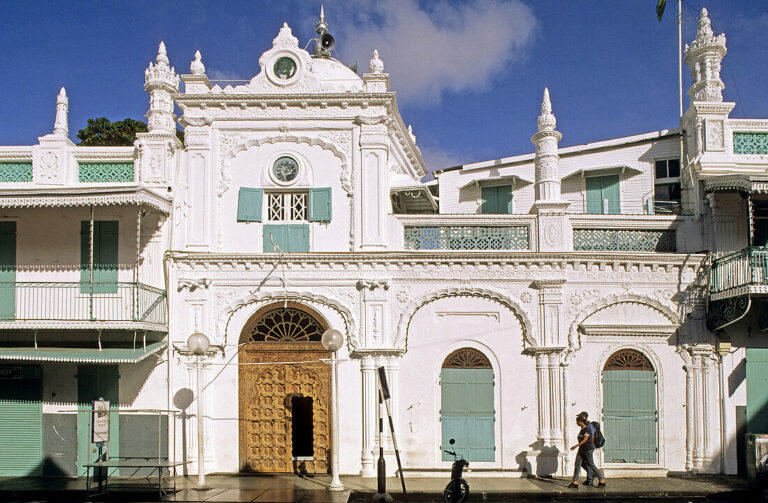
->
[309,188,332,222]
[263,224,287,253]
[481,186,498,214]
[585,177,603,214]
[0,221,16,320]
[602,369,657,464]
[441,368,495,462]
[746,348,768,433]
[80,221,118,294]
[237,187,263,222]
[602,175,621,214]
[497,185,513,214]
[287,224,310,252]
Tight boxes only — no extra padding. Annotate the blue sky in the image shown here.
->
[1,0,766,171]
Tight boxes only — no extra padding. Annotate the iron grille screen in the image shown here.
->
[404,225,529,250]
[573,229,676,252]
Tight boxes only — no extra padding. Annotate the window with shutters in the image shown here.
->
[481,185,513,214]
[267,192,308,221]
[80,221,119,294]
[586,175,620,214]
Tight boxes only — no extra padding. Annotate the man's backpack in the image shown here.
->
[591,421,605,448]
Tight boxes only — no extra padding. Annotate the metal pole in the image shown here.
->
[678,0,683,120]
[329,350,343,491]
[196,355,207,488]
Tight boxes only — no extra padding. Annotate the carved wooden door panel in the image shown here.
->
[239,343,330,473]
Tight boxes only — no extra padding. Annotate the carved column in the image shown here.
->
[561,353,573,473]
[360,356,376,476]
[684,359,695,471]
[702,356,712,463]
[692,352,704,469]
[548,352,563,449]
[356,118,389,250]
[535,352,551,444]
[684,345,716,472]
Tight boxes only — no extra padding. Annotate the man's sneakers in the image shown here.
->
[597,481,607,488]
[567,482,579,489]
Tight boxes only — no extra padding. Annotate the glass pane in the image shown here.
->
[668,159,680,178]
[655,160,667,179]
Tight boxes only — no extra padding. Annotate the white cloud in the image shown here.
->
[207,69,244,82]
[333,0,537,105]
[419,143,463,174]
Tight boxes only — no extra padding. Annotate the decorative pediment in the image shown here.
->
[579,300,678,337]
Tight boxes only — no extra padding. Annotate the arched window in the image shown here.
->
[604,349,654,371]
[246,307,325,342]
[440,348,495,462]
[602,349,657,464]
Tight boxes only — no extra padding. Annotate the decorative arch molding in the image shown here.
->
[593,342,665,467]
[218,133,351,196]
[218,289,359,349]
[395,287,535,349]
[569,293,681,349]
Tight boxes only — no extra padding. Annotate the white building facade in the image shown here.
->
[0,7,763,479]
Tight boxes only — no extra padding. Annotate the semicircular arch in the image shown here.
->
[395,287,535,349]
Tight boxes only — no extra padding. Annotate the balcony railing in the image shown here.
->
[710,247,768,296]
[404,225,530,250]
[573,229,677,252]
[0,282,167,327]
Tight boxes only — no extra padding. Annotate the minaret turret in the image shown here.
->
[144,41,179,133]
[532,88,563,203]
[684,8,727,104]
[53,87,68,136]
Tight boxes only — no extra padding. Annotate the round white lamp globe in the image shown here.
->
[187,332,210,355]
[321,328,344,352]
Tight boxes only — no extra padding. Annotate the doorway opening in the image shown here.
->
[291,396,314,459]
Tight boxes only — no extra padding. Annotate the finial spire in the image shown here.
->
[190,50,205,75]
[157,41,169,66]
[537,87,557,132]
[316,4,328,35]
[531,87,563,204]
[541,87,551,114]
[683,6,727,103]
[53,87,68,136]
[369,49,384,73]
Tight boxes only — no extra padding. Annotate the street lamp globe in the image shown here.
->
[321,328,344,352]
[187,332,210,355]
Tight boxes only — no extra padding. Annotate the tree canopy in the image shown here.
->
[76,117,185,146]
[76,117,148,146]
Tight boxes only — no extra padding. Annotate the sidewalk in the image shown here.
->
[0,473,760,502]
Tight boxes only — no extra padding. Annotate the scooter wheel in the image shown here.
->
[443,479,469,503]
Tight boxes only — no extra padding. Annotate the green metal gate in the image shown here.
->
[77,364,120,476]
[602,349,657,463]
[440,348,495,462]
[0,366,42,476]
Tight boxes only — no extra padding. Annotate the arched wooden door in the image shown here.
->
[602,349,658,463]
[440,348,495,462]
[239,304,331,473]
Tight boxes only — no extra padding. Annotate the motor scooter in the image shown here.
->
[442,438,469,503]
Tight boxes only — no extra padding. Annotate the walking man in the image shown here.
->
[568,412,605,488]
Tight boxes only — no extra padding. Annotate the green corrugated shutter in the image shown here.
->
[309,188,332,222]
[237,188,263,222]
[0,366,42,476]
[602,369,657,463]
[441,368,495,462]
[263,224,286,253]
[80,221,118,294]
[746,348,768,433]
[287,224,309,252]
[602,175,621,214]
[77,365,120,476]
[0,221,16,320]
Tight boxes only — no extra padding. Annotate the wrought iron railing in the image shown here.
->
[78,162,135,183]
[404,225,530,250]
[573,229,676,252]
[0,162,33,182]
[0,282,167,325]
[733,132,768,155]
[710,247,768,294]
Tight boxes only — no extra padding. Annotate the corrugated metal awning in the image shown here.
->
[0,187,172,214]
[0,341,167,363]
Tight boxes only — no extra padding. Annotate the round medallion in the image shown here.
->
[272,156,299,182]
[273,57,297,80]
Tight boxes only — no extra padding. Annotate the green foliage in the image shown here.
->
[77,117,148,146]
[656,0,666,21]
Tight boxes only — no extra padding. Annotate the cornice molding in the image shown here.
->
[0,187,172,214]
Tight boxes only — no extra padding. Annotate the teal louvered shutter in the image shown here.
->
[746,348,768,433]
[237,188,263,222]
[497,185,513,214]
[95,221,118,293]
[602,175,621,214]
[263,225,287,253]
[80,221,91,287]
[0,221,16,320]
[0,367,42,476]
[441,368,495,462]
[287,224,310,252]
[585,177,603,214]
[309,188,332,222]
[602,369,657,464]
[481,186,498,214]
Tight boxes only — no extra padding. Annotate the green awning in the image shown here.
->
[0,341,167,363]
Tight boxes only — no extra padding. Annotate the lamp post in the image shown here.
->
[321,328,344,491]
[186,332,210,489]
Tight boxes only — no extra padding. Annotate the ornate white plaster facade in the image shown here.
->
[0,7,765,480]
